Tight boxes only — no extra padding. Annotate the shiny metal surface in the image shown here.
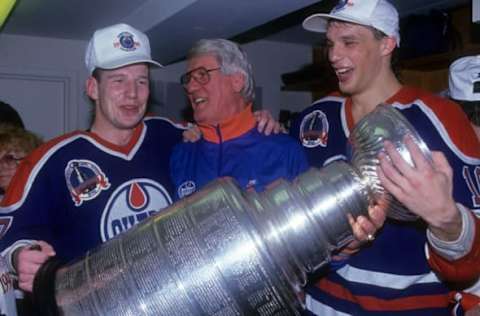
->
[53,162,372,316]
[0,255,17,316]
[350,104,432,220]
[49,104,430,315]
[55,178,302,316]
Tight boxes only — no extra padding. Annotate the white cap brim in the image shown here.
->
[303,13,372,33]
[98,57,163,72]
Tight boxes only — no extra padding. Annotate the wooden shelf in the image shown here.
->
[400,46,480,71]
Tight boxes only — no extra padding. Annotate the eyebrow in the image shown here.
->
[105,74,149,80]
[184,67,204,76]
[105,73,126,79]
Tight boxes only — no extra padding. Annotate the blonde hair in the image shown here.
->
[0,124,43,154]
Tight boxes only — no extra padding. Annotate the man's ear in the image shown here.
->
[86,77,99,101]
[380,36,397,56]
[231,72,245,94]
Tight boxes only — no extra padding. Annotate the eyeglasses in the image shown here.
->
[180,67,221,87]
[0,154,25,169]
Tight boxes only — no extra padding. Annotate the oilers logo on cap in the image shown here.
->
[332,0,354,13]
[100,179,172,242]
[65,159,110,206]
[114,31,139,52]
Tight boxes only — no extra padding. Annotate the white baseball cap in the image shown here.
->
[303,0,400,46]
[85,23,162,74]
[449,55,480,102]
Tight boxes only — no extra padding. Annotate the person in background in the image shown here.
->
[0,125,42,202]
[170,38,309,196]
[449,55,480,139]
[0,124,42,315]
[290,0,480,315]
[0,101,24,129]
[422,55,480,315]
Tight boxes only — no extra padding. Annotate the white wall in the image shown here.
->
[0,33,90,139]
[244,40,312,118]
[0,34,312,139]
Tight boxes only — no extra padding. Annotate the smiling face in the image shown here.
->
[326,21,387,96]
[87,63,150,134]
[184,54,245,125]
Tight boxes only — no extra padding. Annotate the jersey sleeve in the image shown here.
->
[428,214,480,283]
[404,96,480,283]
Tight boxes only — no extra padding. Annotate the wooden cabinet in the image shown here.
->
[399,5,480,93]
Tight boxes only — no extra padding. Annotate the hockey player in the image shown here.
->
[291,0,480,315]
[0,23,186,293]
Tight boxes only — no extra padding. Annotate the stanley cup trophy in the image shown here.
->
[32,105,431,316]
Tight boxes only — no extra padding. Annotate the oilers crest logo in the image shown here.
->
[178,180,196,198]
[65,160,110,206]
[100,179,172,242]
[299,110,329,148]
[114,31,139,51]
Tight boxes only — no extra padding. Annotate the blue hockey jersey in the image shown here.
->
[290,86,480,316]
[0,117,184,262]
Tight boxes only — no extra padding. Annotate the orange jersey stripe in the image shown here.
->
[317,278,450,311]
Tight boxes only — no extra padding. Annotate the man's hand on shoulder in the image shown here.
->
[182,124,202,143]
[254,110,285,135]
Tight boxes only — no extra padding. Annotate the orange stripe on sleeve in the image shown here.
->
[316,278,450,311]
[428,215,480,283]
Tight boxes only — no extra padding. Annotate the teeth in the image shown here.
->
[194,97,206,104]
[337,68,349,74]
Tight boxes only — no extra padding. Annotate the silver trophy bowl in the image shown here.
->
[32,104,431,315]
[350,104,432,220]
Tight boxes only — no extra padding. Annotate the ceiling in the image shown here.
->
[1,0,470,65]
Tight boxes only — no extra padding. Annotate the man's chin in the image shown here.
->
[118,116,143,129]
[193,113,207,125]
[338,83,354,95]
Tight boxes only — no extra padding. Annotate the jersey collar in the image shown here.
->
[199,105,256,143]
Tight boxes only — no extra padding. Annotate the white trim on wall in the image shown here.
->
[0,65,78,139]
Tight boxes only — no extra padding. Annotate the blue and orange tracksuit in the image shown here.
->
[170,105,309,199]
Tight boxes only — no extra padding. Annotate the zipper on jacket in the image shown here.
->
[216,125,223,177]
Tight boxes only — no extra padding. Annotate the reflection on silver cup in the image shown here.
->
[350,104,432,221]
[33,105,431,315]
[0,255,17,316]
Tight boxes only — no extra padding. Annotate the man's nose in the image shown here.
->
[125,81,138,98]
[328,44,342,64]
[185,78,201,94]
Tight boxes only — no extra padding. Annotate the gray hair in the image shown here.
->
[187,39,255,102]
